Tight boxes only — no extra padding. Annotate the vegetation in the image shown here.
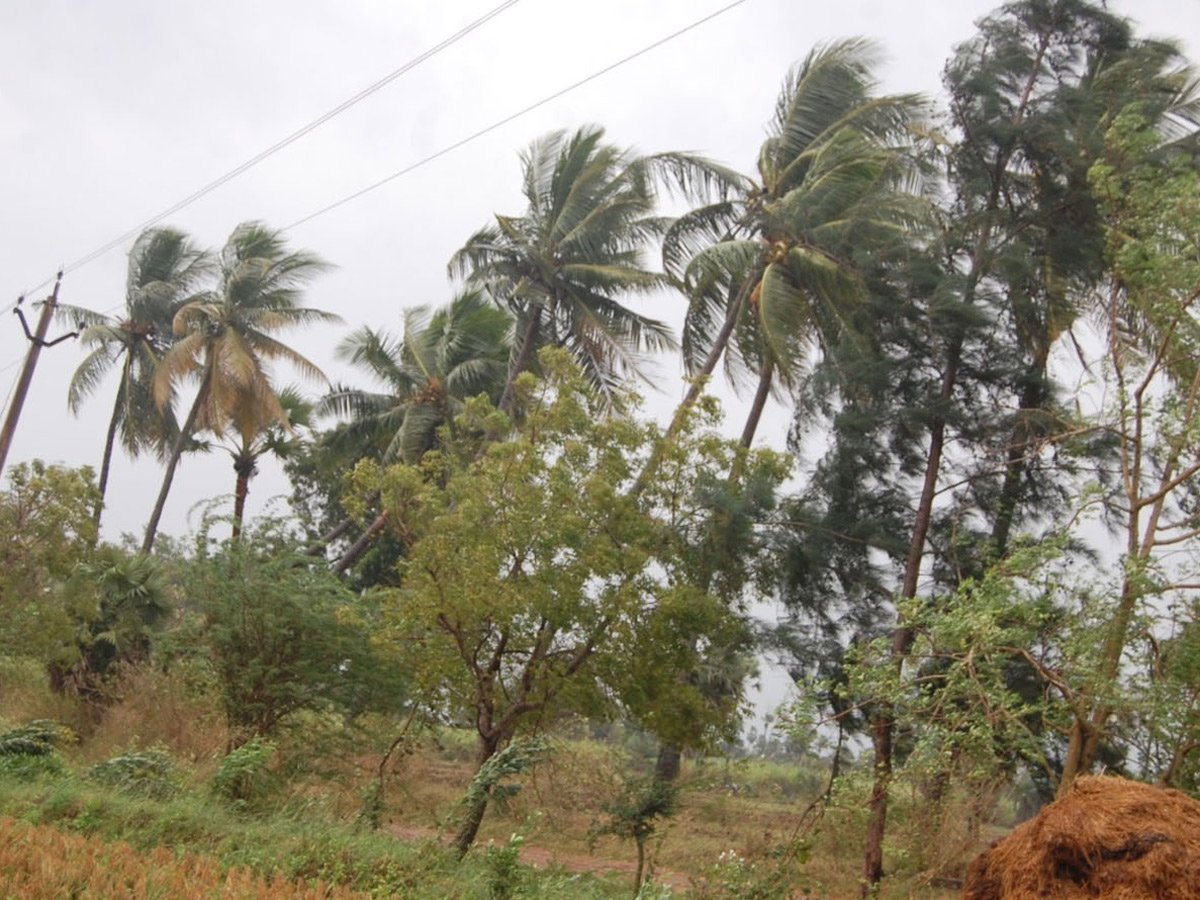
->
[3,2,1200,897]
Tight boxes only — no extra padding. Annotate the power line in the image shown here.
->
[286,0,749,232]
[15,0,522,302]
[3,0,749,373]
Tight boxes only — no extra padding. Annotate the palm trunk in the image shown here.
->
[141,380,206,554]
[331,511,388,575]
[740,358,774,450]
[498,305,544,414]
[633,269,759,496]
[93,369,129,536]
[232,464,251,542]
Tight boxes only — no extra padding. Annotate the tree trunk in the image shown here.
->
[633,268,759,496]
[331,511,388,575]
[453,735,501,857]
[498,305,543,414]
[654,742,682,782]
[93,367,128,536]
[740,358,774,450]
[231,463,252,542]
[141,381,206,554]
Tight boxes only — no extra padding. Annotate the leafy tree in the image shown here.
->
[177,519,404,746]
[320,289,512,466]
[316,290,512,573]
[213,385,314,541]
[142,221,338,553]
[67,227,210,530]
[364,351,772,855]
[1056,105,1200,789]
[0,462,98,661]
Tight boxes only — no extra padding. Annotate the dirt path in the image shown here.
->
[388,824,691,890]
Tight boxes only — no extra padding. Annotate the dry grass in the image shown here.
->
[0,816,375,899]
[964,775,1200,900]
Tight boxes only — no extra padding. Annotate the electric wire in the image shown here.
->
[1,0,749,377]
[285,0,749,231]
[14,0,522,303]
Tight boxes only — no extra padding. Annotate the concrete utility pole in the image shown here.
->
[0,273,79,479]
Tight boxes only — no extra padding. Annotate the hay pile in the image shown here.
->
[963,775,1200,900]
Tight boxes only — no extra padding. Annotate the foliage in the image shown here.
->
[143,220,339,553]
[0,462,99,660]
[212,737,277,806]
[462,737,550,817]
[450,125,686,407]
[48,546,170,704]
[176,519,405,743]
[593,775,678,895]
[87,747,177,800]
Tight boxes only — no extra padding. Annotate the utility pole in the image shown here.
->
[0,272,80,479]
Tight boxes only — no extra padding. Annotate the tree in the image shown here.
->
[0,462,99,661]
[67,227,210,531]
[177,518,405,746]
[1057,106,1200,790]
[141,221,338,553]
[48,547,170,709]
[660,39,923,451]
[851,4,1200,889]
[449,125,681,411]
[217,385,314,541]
[364,351,772,855]
[320,289,512,465]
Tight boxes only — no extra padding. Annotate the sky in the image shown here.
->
[1,0,1198,552]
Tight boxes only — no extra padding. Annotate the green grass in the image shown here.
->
[0,770,636,900]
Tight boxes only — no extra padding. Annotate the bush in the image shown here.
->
[87,748,177,799]
[213,738,277,808]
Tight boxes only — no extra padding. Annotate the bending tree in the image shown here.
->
[141,221,337,553]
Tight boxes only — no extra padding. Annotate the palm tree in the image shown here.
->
[320,288,512,465]
[661,39,924,451]
[218,386,314,541]
[141,221,338,554]
[67,227,210,530]
[318,289,512,574]
[449,125,680,411]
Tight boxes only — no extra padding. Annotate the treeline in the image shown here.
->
[3,1,1200,896]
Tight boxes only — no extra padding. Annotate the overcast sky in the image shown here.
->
[1,0,1197,548]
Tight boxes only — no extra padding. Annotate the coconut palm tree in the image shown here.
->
[141,221,338,553]
[67,227,210,530]
[661,39,924,451]
[216,386,314,541]
[320,288,512,465]
[449,125,681,412]
[319,289,512,574]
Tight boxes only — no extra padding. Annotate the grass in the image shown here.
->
[0,661,983,899]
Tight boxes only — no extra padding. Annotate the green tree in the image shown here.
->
[48,547,170,708]
[660,39,922,451]
[449,125,683,411]
[142,221,338,553]
[364,351,769,855]
[216,385,314,541]
[178,519,404,745]
[321,289,512,465]
[1057,107,1200,790]
[315,290,512,574]
[67,227,210,531]
[0,462,99,662]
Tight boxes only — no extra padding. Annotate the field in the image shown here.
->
[0,659,986,899]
